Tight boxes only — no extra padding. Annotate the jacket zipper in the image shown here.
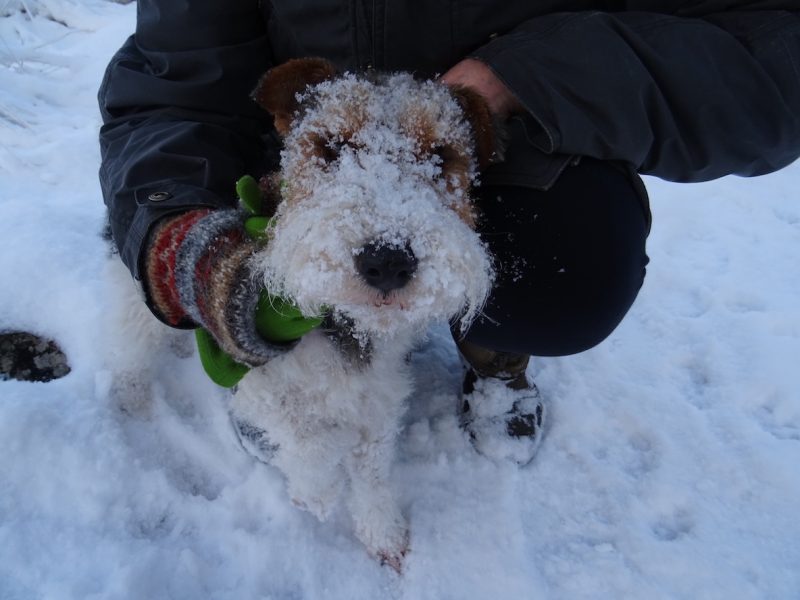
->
[368,0,375,69]
[370,0,384,70]
[359,0,381,71]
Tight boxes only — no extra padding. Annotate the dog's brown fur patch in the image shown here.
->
[448,85,502,170]
[397,106,477,226]
[252,58,338,136]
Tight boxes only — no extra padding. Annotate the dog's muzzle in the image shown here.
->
[355,240,417,293]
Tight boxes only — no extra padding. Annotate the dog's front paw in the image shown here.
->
[355,510,410,573]
[376,532,410,574]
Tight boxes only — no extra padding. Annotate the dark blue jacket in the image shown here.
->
[99,0,800,282]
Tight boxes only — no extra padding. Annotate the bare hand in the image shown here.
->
[441,58,523,119]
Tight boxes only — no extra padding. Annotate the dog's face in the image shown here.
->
[251,59,497,337]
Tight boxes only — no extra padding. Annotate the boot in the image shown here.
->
[455,338,546,466]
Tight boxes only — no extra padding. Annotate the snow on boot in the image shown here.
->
[454,338,546,466]
[460,369,545,466]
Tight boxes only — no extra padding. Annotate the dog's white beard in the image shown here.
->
[252,155,493,337]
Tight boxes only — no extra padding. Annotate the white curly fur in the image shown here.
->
[229,73,494,568]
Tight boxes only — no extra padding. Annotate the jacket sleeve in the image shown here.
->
[98,0,275,280]
[471,9,800,183]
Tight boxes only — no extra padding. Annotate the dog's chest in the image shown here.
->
[242,331,413,425]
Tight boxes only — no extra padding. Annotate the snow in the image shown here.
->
[1,3,799,598]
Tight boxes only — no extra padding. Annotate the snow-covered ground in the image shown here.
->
[1,3,799,598]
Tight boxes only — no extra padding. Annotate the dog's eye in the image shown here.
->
[314,135,364,165]
[308,133,349,164]
[318,138,344,163]
[431,145,458,165]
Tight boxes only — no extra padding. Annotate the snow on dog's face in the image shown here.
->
[251,58,497,336]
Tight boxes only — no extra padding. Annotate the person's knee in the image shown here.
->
[463,261,647,356]
[463,158,650,357]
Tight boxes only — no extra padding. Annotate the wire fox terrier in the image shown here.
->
[107,58,503,571]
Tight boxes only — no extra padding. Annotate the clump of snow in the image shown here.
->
[1,3,800,598]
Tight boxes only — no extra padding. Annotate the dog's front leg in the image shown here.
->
[233,333,354,521]
[276,415,351,521]
[342,347,412,571]
[345,431,409,572]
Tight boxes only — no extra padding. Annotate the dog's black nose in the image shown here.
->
[355,241,417,293]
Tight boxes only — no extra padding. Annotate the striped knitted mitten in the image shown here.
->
[145,208,286,368]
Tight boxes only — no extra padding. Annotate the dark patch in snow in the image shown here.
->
[0,331,70,382]
[652,509,694,542]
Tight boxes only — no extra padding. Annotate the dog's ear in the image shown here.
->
[252,58,338,136]
[449,86,506,170]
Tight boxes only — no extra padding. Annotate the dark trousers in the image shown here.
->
[462,158,650,357]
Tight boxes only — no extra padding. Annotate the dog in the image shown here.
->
[107,58,501,572]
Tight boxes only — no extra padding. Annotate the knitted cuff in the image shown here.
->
[145,209,284,367]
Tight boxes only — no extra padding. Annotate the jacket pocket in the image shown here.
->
[482,116,575,191]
